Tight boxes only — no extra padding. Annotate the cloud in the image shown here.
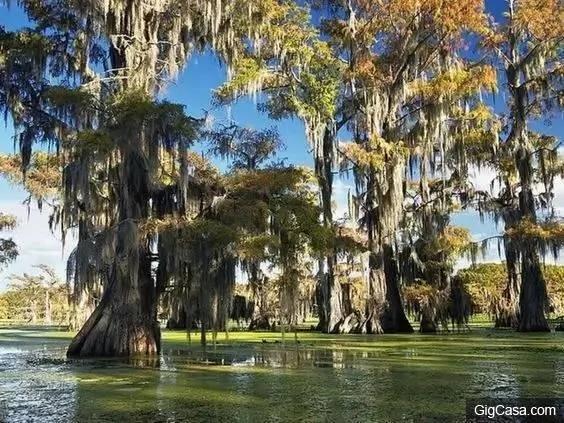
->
[332,177,355,221]
[0,199,72,291]
[467,162,564,217]
[551,176,564,216]
[468,165,498,193]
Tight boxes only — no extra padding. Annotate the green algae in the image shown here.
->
[0,327,562,422]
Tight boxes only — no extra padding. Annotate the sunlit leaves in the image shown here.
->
[225,166,314,195]
[0,152,61,201]
[0,28,51,79]
[214,57,271,103]
[506,218,564,245]
[237,234,279,261]
[418,226,472,275]
[513,0,564,41]
[72,130,113,155]
[0,212,16,231]
[142,216,238,249]
[340,136,408,170]
[459,263,564,316]
[435,226,471,256]
[0,265,70,322]
[410,66,497,100]
[45,86,95,113]
[108,91,199,147]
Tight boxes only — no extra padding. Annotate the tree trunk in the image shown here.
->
[496,226,520,328]
[166,306,187,329]
[362,253,386,334]
[249,286,267,330]
[339,312,361,333]
[419,311,437,333]
[515,152,549,332]
[315,127,344,333]
[417,152,439,334]
[66,9,164,356]
[44,291,52,325]
[515,174,550,331]
[381,244,413,333]
[341,283,352,316]
[68,148,160,356]
[518,245,550,332]
[505,22,550,332]
[30,301,37,324]
[362,244,413,334]
[70,290,96,332]
[362,166,412,334]
[200,320,206,347]
[68,222,160,356]
[248,270,271,330]
[249,315,271,330]
[319,255,344,333]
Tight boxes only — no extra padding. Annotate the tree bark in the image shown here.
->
[514,149,549,332]
[318,255,344,333]
[419,312,437,333]
[417,152,440,334]
[496,224,520,328]
[362,249,386,334]
[316,127,344,333]
[247,267,271,330]
[518,245,550,332]
[44,290,52,325]
[70,290,96,331]
[166,306,187,330]
[67,221,160,356]
[250,295,266,330]
[515,157,550,332]
[68,149,160,356]
[362,244,413,334]
[362,165,412,334]
[382,244,413,333]
[504,10,550,332]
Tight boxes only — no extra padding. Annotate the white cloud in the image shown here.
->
[468,162,564,217]
[468,165,498,194]
[0,200,73,291]
[332,178,355,221]
[551,177,564,216]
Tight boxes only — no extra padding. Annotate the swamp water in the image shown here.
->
[0,328,563,422]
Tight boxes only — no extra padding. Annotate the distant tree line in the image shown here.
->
[0,265,71,325]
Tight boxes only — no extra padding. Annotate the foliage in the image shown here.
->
[0,212,17,268]
[459,263,564,317]
[506,219,564,245]
[0,212,16,230]
[207,125,284,171]
[0,152,61,203]
[0,265,70,324]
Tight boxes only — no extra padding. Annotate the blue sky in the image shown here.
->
[0,1,562,290]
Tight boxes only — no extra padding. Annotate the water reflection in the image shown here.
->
[0,331,562,422]
[162,346,384,370]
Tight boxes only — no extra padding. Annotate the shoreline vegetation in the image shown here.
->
[2,263,564,339]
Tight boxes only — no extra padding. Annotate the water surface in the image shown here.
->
[0,328,562,422]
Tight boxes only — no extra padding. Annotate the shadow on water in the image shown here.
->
[0,328,563,422]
